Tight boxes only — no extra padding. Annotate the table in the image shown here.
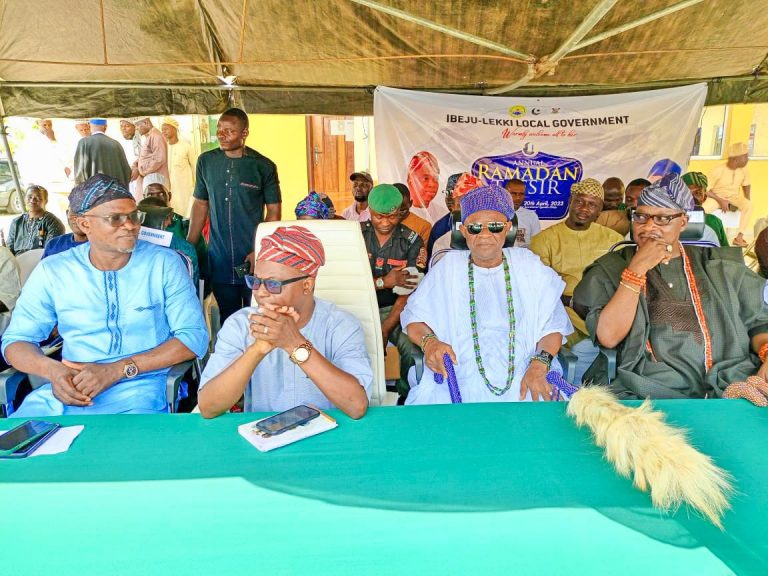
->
[1,401,767,575]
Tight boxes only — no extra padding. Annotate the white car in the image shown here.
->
[0,159,24,213]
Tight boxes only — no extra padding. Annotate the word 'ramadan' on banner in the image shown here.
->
[472,150,583,220]
[374,85,706,222]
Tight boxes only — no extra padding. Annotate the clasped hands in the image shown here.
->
[248,302,303,354]
[49,359,124,407]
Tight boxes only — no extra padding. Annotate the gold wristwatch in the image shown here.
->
[123,359,139,379]
[289,341,313,365]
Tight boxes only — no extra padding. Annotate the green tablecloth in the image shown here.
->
[1,401,766,575]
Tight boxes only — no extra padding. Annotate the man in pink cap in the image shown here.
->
[198,226,372,419]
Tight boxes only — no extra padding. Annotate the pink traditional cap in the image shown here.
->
[257,226,326,277]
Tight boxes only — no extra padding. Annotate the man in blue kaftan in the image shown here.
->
[3,174,208,416]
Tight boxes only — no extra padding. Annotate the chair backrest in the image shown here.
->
[680,207,706,240]
[15,248,44,286]
[254,220,386,406]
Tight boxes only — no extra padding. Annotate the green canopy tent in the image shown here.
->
[1,0,767,193]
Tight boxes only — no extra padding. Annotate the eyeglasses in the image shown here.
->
[631,212,685,226]
[465,222,507,235]
[245,274,310,294]
[80,210,145,227]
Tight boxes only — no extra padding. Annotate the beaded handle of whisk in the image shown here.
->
[546,371,580,401]
[433,353,462,404]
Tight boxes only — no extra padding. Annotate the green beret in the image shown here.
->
[368,184,403,215]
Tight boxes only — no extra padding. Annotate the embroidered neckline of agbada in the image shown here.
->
[644,242,713,371]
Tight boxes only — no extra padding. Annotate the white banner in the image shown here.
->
[374,84,707,222]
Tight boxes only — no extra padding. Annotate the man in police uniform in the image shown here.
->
[362,184,426,401]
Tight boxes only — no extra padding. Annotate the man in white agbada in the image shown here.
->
[401,184,573,404]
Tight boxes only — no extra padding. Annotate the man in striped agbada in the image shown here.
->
[574,173,768,399]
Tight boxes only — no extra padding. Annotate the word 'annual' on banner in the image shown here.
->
[374,85,706,222]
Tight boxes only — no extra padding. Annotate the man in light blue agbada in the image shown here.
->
[3,174,208,416]
[198,226,372,419]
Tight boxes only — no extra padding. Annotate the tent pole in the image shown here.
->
[348,0,534,62]
[0,97,25,213]
[571,0,705,52]
[0,81,370,92]
[486,0,619,95]
[547,0,621,64]
[492,64,535,94]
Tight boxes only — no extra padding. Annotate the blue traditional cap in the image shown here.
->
[459,184,515,221]
[648,158,682,178]
[295,191,330,219]
[638,173,694,212]
[89,118,107,126]
[69,174,134,214]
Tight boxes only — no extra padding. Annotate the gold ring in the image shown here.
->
[666,244,673,253]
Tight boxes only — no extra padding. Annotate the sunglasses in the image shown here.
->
[245,274,310,294]
[80,210,145,227]
[631,212,685,226]
[465,221,507,235]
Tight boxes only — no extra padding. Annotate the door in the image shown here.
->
[306,116,356,213]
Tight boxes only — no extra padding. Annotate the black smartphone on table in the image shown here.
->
[0,420,60,458]
[254,405,320,436]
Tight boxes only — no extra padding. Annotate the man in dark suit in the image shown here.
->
[73,119,132,186]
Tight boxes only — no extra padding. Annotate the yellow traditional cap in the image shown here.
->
[162,116,179,129]
[728,142,749,157]
[571,178,604,200]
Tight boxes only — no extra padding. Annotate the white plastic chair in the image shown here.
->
[254,220,390,406]
[15,248,44,286]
